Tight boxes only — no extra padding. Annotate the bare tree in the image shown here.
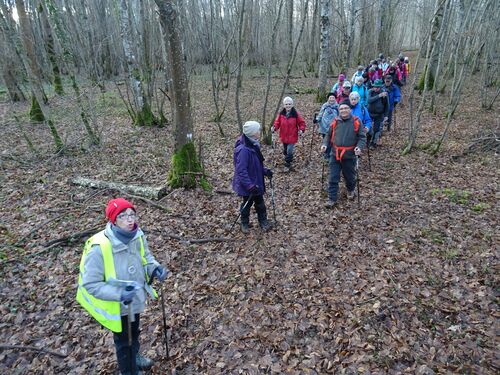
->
[317,0,331,102]
[155,0,208,190]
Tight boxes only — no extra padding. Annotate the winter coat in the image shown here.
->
[351,103,372,132]
[273,107,306,144]
[331,82,344,97]
[351,71,364,83]
[232,134,270,196]
[384,67,403,86]
[317,102,339,134]
[336,91,350,104]
[322,114,366,160]
[352,84,368,107]
[81,223,160,317]
[367,89,389,117]
[384,83,401,111]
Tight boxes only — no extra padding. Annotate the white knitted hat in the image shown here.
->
[243,121,261,137]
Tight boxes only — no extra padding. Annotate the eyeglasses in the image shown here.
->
[117,213,138,221]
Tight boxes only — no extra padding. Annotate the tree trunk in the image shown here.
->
[234,0,246,132]
[71,177,168,200]
[155,0,209,190]
[317,0,330,102]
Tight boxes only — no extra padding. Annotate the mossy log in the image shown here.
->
[168,142,211,190]
[71,177,168,200]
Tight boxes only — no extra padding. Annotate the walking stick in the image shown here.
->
[228,194,253,234]
[356,156,361,206]
[124,286,134,373]
[320,153,327,194]
[393,107,397,133]
[159,284,170,360]
[269,177,277,225]
[366,133,372,172]
[305,113,317,167]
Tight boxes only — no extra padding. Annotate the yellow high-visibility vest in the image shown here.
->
[76,230,152,332]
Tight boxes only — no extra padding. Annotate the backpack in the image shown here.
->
[330,116,361,161]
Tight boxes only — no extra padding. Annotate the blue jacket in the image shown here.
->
[385,83,401,111]
[352,84,368,107]
[351,103,372,132]
[232,135,270,196]
[317,102,339,134]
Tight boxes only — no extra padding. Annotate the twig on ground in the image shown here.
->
[0,344,67,358]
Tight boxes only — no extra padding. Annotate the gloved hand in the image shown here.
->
[271,126,275,133]
[299,130,304,137]
[394,102,398,108]
[313,117,318,124]
[120,286,137,304]
[354,147,362,156]
[248,185,259,195]
[151,265,169,283]
[266,169,273,179]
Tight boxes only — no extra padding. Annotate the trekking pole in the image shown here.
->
[124,285,134,374]
[321,153,327,193]
[393,107,397,133]
[356,156,361,206]
[159,284,170,360]
[228,194,253,234]
[366,134,372,172]
[269,177,277,226]
[306,113,317,167]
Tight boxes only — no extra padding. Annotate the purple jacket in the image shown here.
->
[232,135,270,196]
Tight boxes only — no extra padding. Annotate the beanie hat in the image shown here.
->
[373,79,384,87]
[339,100,352,109]
[243,121,261,137]
[338,74,345,81]
[105,198,135,224]
[327,92,336,99]
[343,81,352,88]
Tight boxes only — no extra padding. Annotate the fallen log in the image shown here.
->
[71,177,168,200]
[0,344,67,358]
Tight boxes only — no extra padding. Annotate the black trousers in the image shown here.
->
[240,195,267,225]
[113,313,140,375]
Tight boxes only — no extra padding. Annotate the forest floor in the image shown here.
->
[0,66,498,375]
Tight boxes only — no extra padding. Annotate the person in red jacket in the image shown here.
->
[272,96,306,170]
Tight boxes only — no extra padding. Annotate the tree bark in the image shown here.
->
[317,0,331,102]
[71,177,168,200]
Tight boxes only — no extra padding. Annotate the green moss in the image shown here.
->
[29,96,45,122]
[167,142,211,190]
[417,67,434,93]
[53,70,64,95]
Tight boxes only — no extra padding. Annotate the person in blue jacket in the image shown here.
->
[349,92,372,135]
[315,92,339,159]
[352,76,368,107]
[383,74,401,131]
[232,121,273,233]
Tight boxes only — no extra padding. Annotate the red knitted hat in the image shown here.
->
[105,198,135,224]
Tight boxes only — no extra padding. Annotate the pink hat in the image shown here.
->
[105,198,135,224]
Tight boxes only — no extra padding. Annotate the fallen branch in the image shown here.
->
[164,233,233,244]
[71,177,168,200]
[43,227,100,247]
[0,344,67,358]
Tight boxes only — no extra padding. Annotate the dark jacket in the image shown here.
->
[322,115,366,160]
[367,89,389,117]
[384,83,401,111]
[232,135,270,196]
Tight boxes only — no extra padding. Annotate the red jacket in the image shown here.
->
[273,108,306,144]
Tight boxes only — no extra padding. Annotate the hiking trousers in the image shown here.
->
[240,195,268,225]
[114,314,140,375]
[370,114,384,145]
[328,157,356,202]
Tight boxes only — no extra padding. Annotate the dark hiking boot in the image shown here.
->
[241,222,250,234]
[259,220,271,232]
[325,200,336,209]
[347,190,356,200]
[136,353,154,370]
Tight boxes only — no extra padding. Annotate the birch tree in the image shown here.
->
[316,0,330,102]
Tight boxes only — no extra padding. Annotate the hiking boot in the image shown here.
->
[259,220,271,232]
[240,222,250,234]
[347,190,356,200]
[325,200,336,209]
[136,353,154,370]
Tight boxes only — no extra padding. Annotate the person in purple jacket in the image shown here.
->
[232,121,273,233]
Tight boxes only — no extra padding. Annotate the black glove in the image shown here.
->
[266,169,273,179]
[151,265,169,283]
[248,185,259,195]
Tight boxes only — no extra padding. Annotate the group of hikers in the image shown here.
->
[233,53,409,231]
[76,54,410,375]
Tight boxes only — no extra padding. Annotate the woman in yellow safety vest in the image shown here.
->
[77,198,169,375]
